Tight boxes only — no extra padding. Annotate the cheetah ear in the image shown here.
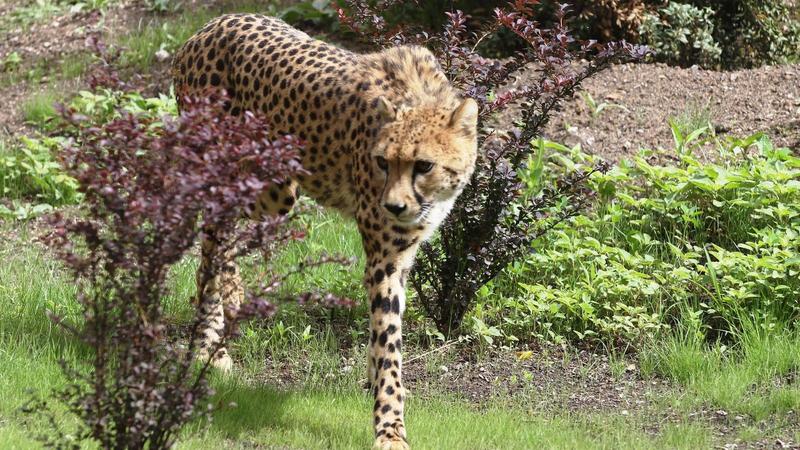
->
[448,98,478,131]
[377,96,398,122]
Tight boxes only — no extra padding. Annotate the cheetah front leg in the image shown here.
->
[364,246,415,450]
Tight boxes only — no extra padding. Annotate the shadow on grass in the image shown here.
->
[187,380,370,449]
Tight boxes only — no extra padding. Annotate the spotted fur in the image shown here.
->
[172,14,478,449]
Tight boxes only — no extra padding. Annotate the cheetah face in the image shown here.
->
[372,97,478,227]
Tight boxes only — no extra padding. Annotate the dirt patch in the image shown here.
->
[401,343,664,415]
[250,340,667,414]
[0,0,153,138]
[541,62,800,163]
[1,6,99,133]
[0,11,96,65]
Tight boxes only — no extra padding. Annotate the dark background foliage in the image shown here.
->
[333,0,799,68]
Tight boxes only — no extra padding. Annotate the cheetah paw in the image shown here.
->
[372,437,409,450]
[372,426,409,450]
[196,349,233,373]
[211,353,233,372]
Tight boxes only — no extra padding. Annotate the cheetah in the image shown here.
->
[172,13,478,449]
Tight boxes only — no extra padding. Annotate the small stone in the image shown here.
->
[155,49,171,62]
[439,365,448,373]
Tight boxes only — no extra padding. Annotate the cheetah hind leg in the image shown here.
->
[193,180,298,371]
[194,232,245,373]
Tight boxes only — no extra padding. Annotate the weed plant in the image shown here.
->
[477,130,800,346]
[0,137,80,219]
[640,315,800,419]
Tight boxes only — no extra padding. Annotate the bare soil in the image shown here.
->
[543,62,800,163]
[0,0,150,138]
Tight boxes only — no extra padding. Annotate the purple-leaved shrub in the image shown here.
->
[30,94,352,449]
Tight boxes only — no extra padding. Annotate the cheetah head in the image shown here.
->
[372,96,478,229]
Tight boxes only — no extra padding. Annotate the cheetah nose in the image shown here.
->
[384,203,407,216]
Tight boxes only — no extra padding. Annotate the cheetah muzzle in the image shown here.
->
[173,13,478,449]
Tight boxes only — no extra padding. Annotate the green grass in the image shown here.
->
[0,243,710,450]
[0,0,117,32]
[175,386,714,450]
[0,52,90,90]
[59,53,93,80]
[0,56,48,89]
[0,219,724,450]
[2,0,64,30]
[640,319,800,420]
[22,89,61,128]
[226,204,367,380]
[269,203,364,295]
[669,102,714,140]
[117,1,271,71]
[0,221,707,450]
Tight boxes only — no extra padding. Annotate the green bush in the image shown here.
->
[639,0,799,68]
[0,137,80,219]
[332,1,797,67]
[639,2,721,67]
[694,0,800,68]
[0,89,176,220]
[67,88,177,125]
[471,131,800,345]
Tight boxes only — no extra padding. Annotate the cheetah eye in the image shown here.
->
[414,160,434,174]
[376,155,388,171]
